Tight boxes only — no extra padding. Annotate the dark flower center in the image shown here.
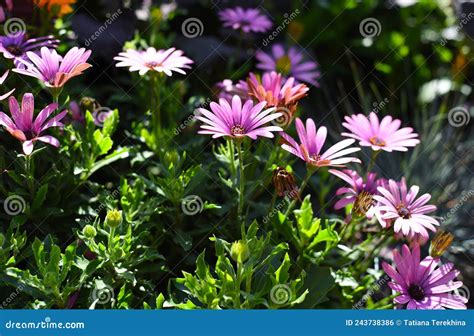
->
[276,56,292,75]
[369,136,386,147]
[408,284,425,301]
[353,191,375,217]
[6,45,23,56]
[231,125,245,136]
[146,61,162,68]
[397,204,411,219]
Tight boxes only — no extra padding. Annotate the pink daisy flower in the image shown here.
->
[280,118,361,168]
[342,112,420,152]
[218,7,272,33]
[0,93,67,155]
[255,44,320,86]
[329,169,380,216]
[114,47,193,76]
[13,47,92,88]
[196,95,282,140]
[374,178,439,239]
[383,244,467,309]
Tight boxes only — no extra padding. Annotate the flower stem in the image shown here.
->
[282,167,314,221]
[151,74,162,141]
[236,140,245,225]
[25,155,35,198]
[366,150,380,175]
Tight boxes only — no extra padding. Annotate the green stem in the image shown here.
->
[282,167,315,222]
[366,150,380,175]
[151,74,162,140]
[227,138,237,181]
[25,155,35,198]
[236,141,245,225]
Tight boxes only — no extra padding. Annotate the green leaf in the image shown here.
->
[32,184,48,210]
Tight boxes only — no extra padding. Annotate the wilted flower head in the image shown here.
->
[374,178,439,239]
[196,95,282,140]
[114,47,193,76]
[34,0,77,17]
[13,47,92,88]
[0,93,66,155]
[0,32,59,69]
[272,166,300,200]
[430,230,454,258]
[280,118,361,168]
[256,44,320,86]
[383,244,467,309]
[219,7,272,33]
[329,169,380,217]
[342,112,420,152]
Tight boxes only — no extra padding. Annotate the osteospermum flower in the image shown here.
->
[218,7,272,33]
[329,169,380,217]
[246,72,308,123]
[383,244,467,309]
[13,47,92,88]
[0,93,66,155]
[256,44,320,86]
[196,95,282,139]
[214,79,250,102]
[342,112,420,152]
[0,0,13,22]
[0,70,14,100]
[280,118,361,168]
[34,0,77,17]
[114,47,193,76]
[374,178,439,239]
[0,32,59,68]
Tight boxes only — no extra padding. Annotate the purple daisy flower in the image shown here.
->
[256,44,320,86]
[13,47,92,88]
[383,244,467,309]
[0,93,67,155]
[342,112,420,152]
[218,7,272,33]
[213,79,250,102]
[374,178,439,239]
[196,95,282,140]
[280,118,361,168]
[0,32,59,69]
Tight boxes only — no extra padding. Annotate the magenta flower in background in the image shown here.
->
[329,169,379,214]
[0,70,14,100]
[13,47,92,88]
[214,79,250,102]
[342,112,420,152]
[196,95,282,140]
[0,93,67,155]
[114,47,193,76]
[374,178,439,239]
[218,7,272,33]
[383,244,467,309]
[280,118,361,168]
[0,0,13,23]
[0,32,59,69]
[256,44,320,86]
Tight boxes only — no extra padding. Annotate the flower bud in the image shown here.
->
[230,240,250,263]
[82,225,97,239]
[105,209,123,229]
